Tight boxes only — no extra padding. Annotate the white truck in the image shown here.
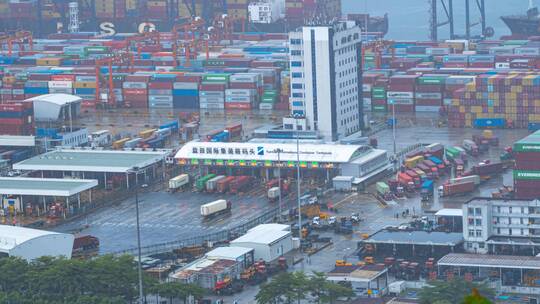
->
[267,187,280,202]
[200,199,232,218]
[89,130,112,148]
[168,174,189,191]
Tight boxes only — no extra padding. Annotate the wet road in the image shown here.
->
[54,184,295,253]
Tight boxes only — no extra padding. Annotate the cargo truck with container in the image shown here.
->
[397,173,415,192]
[421,180,434,201]
[376,182,393,201]
[405,170,422,188]
[463,139,479,156]
[425,143,445,159]
[217,176,236,193]
[405,156,424,169]
[89,130,112,148]
[268,187,280,202]
[229,176,253,194]
[200,199,232,219]
[195,174,216,192]
[472,162,504,177]
[450,175,480,186]
[428,156,446,171]
[438,182,475,197]
[169,174,190,192]
[206,175,226,192]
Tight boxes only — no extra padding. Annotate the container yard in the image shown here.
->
[4,1,540,303]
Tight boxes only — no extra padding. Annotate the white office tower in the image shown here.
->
[286,21,363,141]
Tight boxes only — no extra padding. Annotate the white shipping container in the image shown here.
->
[267,187,280,199]
[48,81,73,88]
[415,92,442,99]
[200,102,225,109]
[259,103,274,110]
[495,62,510,69]
[149,95,173,102]
[414,106,440,112]
[225,89,256,97]
[123,82,147,89]
[362,84,372,92]
[201,199,230,217]
[387,91,414,99]
[173,82,199,89]
[49,87,73,94]
[169,174,189,190]
[206,175,226,192]
[450,175,480,185]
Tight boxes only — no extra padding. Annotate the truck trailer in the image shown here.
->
[200,199,232,218]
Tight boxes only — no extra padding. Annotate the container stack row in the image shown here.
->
[0,102,34,136]
[513,131,540,199]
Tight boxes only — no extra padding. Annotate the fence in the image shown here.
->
[109,207,281,257]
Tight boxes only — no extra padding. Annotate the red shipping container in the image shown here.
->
[28,74,52,81]
[125,75,151,82]
[225,102,252,110]
[123,89,147,95]
[148,82,173,89]
[389,104,415,113]
[51,74,76,81]
[175,75,201,83]
[201,83,227,91]
[230,82,258,89]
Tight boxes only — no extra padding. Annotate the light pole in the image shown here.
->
[389,100,397,156]
[276,148,283,222]
[293,114,302,247]
[130,166,144,304]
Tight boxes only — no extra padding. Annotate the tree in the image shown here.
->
[463,288,492,304]
[308,272,354,304]
[256,272,295,304]
[418,279,495,304]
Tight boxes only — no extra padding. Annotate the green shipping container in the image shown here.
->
[445,147,461,159]
[514,131,540,152]
[376,182,390,195]
[372,105,387,112]
[84,46,109,53]
[418,76,447,85]
[203,74,229,82]
[514,170,540,180]
[195,174,216,191]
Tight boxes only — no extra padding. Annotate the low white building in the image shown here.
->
[0,225,74,261]
[230,224,292,262]
[248,0,285,24]
[25,94,81,122]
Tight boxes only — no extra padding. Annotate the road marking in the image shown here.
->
[334,193,358,208]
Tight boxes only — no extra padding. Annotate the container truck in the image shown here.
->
[206,175,226,192]
[225,123,243,138]
[425,143,444,159]
[217,176,236,193]
[438,182,475,197]
[463,139,479,156]
[428,156,445,171]
[195,174,216,192]
[405,170,421,187]
[376,182,392,200]
[268,187,280,202]
[450,175,480,186]
[200,199,232,218]
[169,174,189,191]
[421,180,434,201]
[405,156,424,169]
[229,176,252,194]
[472,162,504,176]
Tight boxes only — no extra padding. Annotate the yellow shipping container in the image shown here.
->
[465,119,472,128]
[74,82,97,89]
[459,106,465,113]
[139,129,156,139]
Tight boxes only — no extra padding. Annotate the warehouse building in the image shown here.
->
[0,177,98,216]
[463,197,540,255]
[174,141,388,183]
[0,225,74,261]
[25,94,81,123]
[437,253,540,297]
[230,224,293,262]
[13,148,170,188]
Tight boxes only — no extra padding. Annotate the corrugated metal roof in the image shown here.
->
[438,253,540,270]
[13,149,170,173]
[205,246,253,260]
[0,177,97,196]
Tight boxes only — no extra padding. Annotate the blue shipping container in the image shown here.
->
[173,89,198,96]
[473,118,506,128]
[529,122,540,132]
[159,121,179,132]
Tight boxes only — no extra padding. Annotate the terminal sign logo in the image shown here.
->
[257,146,264,156]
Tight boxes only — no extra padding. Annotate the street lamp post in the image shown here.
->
[391,100,397,156]
[131,166,144,304]
[294,115,302,247]
[276,148,283,222]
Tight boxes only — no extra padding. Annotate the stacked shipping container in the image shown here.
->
[513,131,540,199]
[0,102,34,136]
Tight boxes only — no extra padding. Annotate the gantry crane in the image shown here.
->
[0,31,33,56]
[95,52,132,107]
